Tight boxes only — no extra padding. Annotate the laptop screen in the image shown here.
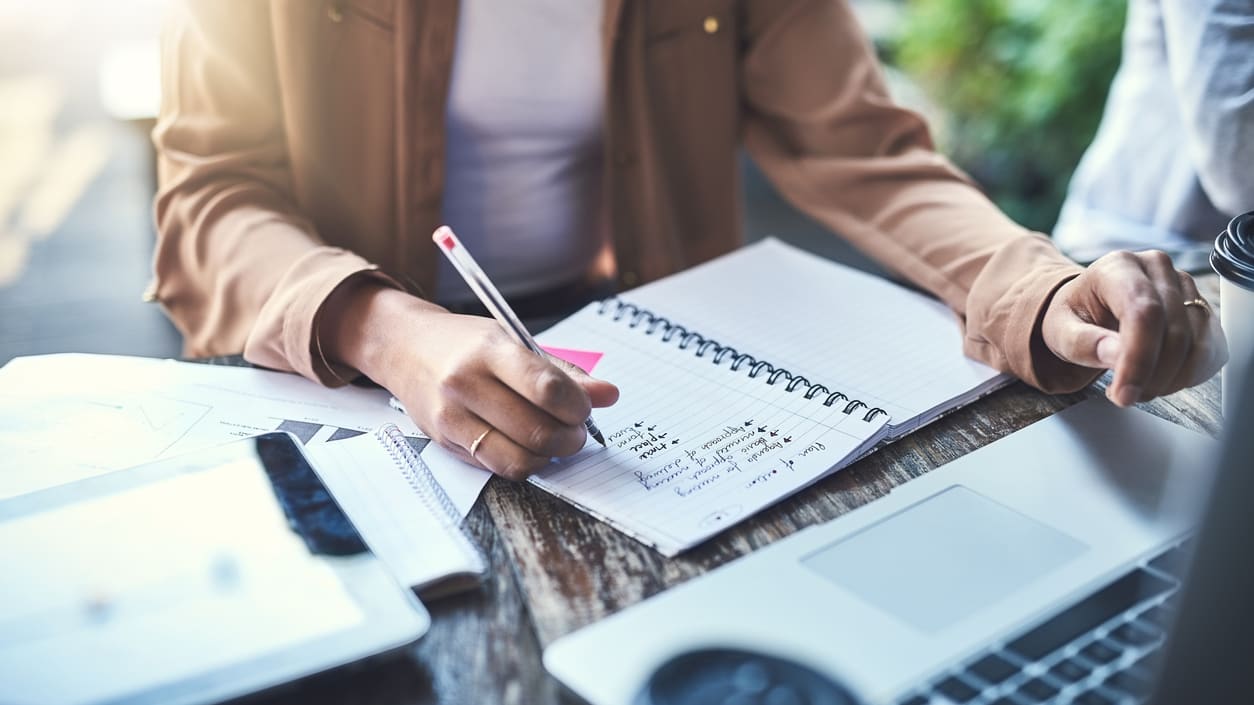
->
[1150,355,1254,702]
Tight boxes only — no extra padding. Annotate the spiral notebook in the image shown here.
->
[307,425,486,598]
[529,238,1010,556]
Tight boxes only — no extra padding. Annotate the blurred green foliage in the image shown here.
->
[893,0,1127,232]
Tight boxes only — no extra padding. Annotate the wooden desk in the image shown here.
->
[252,281,1224,705]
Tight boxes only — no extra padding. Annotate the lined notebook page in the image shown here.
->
[306,427,485,597]
[534,308,887,556]
[623,238,1005,428]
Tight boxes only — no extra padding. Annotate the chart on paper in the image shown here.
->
[0,354,423,501]
[0,394,211,486]
[0,393,390,499]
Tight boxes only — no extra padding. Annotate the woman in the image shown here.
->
[152,0,1225,479]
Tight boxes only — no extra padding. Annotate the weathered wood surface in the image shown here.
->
[241,278,1224,705]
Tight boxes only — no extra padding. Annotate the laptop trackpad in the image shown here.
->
[801,486,1087,633]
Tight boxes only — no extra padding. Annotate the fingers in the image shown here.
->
[430,406,551,481]
[1137,252,1189,400]
[488,347,593,427]
[1169,272,1228,390]
[439,341,622,476]
[392,313,618,481]
[434,343,590,459]
[451,374,589,458]
[1044,316,1122,369]
[1082,251,1224,406]
[406,320,595,479]
[547,356,621,408]
[1089,252,1165,406]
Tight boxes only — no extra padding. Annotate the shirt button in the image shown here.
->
[327,4,344,23]
[703,16,719,34]
[621,271,639,287]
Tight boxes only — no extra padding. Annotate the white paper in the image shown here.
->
[621,238,1007,426]
[420,442,495,518]
[0,354,428,500]
[532,307,887,556]
[305,430,487,591]
[514,238,1007,554]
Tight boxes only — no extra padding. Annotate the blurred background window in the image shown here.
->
[890,0,1128,233]
[0,0,180,365]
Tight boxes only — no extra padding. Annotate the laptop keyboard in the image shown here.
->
[896,540,1190,705]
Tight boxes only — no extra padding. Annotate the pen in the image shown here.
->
[432,225,607,448]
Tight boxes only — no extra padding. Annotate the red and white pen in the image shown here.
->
[432,225,607,448]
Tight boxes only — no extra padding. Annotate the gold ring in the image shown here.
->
[1183,298,1212,315]
[469,428,493,458]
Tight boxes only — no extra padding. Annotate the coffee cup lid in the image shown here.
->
[1212,212,1254,290]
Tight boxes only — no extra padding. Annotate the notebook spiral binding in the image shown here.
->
[378,426,487,572]
[597,299,888,423]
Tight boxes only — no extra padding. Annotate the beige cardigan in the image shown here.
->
[151,0,1098,393]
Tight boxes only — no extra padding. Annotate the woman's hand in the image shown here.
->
[1041,250,1227,406]
[323,282,619,479]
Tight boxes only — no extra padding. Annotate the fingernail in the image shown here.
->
[1096,336,1120,367]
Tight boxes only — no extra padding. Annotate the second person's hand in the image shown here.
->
[324,282,619,480]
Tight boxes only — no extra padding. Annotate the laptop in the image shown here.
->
[545,359,1252,705]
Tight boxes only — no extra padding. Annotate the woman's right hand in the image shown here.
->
[323,281,619,480]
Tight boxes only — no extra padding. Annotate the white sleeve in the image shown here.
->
[1161,0,1254,214]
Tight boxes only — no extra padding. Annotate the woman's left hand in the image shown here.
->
[1041,250,1228,406]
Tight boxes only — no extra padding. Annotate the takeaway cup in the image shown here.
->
[1211,212,1254,421]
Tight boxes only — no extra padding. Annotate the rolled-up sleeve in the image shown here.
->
[151,0,386,385]
[740,0,1101,393]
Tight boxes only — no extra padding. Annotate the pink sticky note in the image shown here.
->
[540,345,604,374]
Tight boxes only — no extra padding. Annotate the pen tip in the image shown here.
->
[593,431,607,447]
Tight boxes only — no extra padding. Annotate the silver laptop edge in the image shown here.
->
[544,399,1219,705]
